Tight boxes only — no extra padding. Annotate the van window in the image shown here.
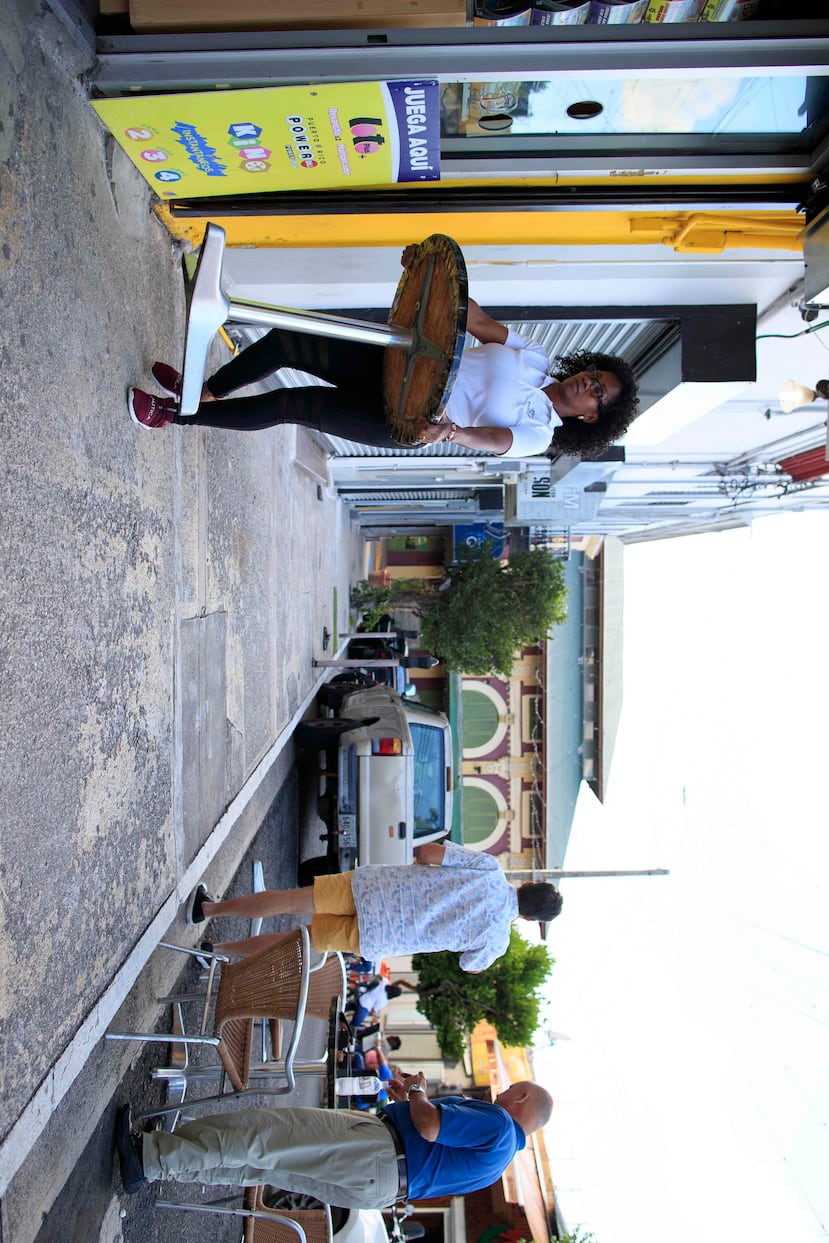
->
[411,723,446,837]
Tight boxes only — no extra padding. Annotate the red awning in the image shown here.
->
[779,447,829,481]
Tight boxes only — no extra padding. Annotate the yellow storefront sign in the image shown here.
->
[471,1021,534,1088]
[92,80,440,199]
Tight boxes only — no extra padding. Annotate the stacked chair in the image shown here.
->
[107,927,347,1115]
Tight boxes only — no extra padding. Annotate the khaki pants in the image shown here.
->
[143,1106,401,1208]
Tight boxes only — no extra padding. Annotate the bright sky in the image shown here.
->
[532,509,829,1243]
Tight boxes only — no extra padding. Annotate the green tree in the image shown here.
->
[410,928,554,1061]
[351,543,568,677]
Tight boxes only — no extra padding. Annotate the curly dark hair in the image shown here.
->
[548,348,639,460]
[517,882,563,922]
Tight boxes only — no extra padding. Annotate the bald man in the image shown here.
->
[115,1073,553,1203]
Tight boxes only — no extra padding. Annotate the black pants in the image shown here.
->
[174,327,400,448]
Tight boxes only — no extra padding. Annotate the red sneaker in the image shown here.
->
[151,362,183,397]
[128,387,176,429]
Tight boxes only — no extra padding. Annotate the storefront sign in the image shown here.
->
[92,80,440,198]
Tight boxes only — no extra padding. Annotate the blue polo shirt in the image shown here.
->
[383,1097,525,1199]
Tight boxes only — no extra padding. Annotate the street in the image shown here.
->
[0,2,360,1240]
[31,756,332,1243]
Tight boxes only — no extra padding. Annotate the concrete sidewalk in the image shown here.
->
[0,0,362,1236]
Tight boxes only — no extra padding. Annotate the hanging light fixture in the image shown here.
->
[778,380,818,413]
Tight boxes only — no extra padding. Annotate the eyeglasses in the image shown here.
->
[585,363,604,415]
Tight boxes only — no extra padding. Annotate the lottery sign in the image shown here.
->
[92,80,440,198]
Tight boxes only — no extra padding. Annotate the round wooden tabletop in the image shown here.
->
[382,234,469,446]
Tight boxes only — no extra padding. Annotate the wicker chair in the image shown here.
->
[155,1186,333,1243]
[283,951,348,1080]
[244,1191,333,1243]
[107,929,313,1114]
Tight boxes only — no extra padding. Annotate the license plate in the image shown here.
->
[338,814,356,845]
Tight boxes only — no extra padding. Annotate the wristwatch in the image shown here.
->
[445,422,459,442]
[407,1084,425,1095]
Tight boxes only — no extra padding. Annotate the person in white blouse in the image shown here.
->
[411,289,635,458]
[128,246,638,460]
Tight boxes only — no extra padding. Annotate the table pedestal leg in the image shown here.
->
[180,223,415,415]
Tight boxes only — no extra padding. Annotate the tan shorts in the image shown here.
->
[310,871,362,954]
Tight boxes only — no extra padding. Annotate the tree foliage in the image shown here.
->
[420,543,567,676]
[410,928,554,1061]
[351,543,568,677]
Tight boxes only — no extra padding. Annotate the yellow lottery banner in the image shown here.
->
[92,80,440,199]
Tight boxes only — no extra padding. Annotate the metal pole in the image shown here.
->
[339,632,398,640]
[313,657,400,669]
[503,868,670,879]
[228,300,414,349]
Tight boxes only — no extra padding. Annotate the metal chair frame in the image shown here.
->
[154,1193,335,1243]
[108,930,350,1123]
[107,929,316,1117]
[156,1189,333,1243]
[149,949,348,1105]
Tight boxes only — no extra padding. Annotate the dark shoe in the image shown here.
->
[196,940,214,969]
[128,388,176,429]
[186,883,213,924]
[114,1105,147,1194]
[151,361,182,398]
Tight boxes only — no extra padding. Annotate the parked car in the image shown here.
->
[296,681,454,882]
[335,1204,424,1243]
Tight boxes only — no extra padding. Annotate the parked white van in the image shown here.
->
[296,681,454,883]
